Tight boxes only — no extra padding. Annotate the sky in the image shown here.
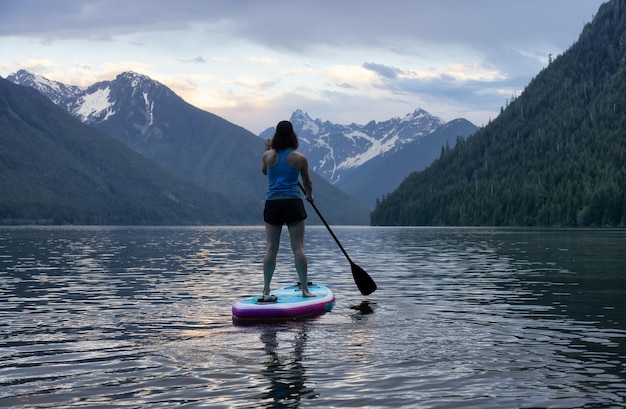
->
[0,0,606,134]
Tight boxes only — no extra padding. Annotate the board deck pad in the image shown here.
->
[232,283,335,323]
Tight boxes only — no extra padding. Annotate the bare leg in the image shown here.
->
[263,223,282,296]
[287,220,315,297]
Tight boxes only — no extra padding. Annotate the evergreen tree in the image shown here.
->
[371,0,626,227]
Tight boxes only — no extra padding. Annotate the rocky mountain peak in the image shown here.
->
[261,109,446,184]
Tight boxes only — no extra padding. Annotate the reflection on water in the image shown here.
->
[0,226,625,408]
[258,325,314,407]
[350,300,376,316]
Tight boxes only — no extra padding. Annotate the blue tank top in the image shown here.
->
[266,149,301,199]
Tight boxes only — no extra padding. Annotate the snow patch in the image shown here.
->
[143,92,154,126]
[339,134,400,170]
[75,87,115,122]
[32,73,64,94]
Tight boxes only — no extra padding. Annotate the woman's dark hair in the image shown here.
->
[272,120,298,150]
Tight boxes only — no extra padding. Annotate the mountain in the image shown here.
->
[8,70,267,203]
[8,69,83,108]
[0,77,243,225]
[7,71,369,225]
[371,0,625,227]
[261,109,445,184]
[337,118,478,208]
[260,109,477,208]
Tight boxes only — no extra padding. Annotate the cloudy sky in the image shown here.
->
[1,0,605,134]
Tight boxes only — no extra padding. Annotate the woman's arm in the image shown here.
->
[298,155,313,202]
[262,139,274,175]
[262,151,270,175]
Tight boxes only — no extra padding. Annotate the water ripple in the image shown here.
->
[0,226,625,408]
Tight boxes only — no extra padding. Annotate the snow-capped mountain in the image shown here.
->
[7,71,178,150]
[260,109,446,184]
[6,70,370,224]
[6,69,260,193]
[7,69,83,108]
[260,109,477,208]
[7,69,475,213]
[68,72,185,153]
[70,71,176,124]
[337,118,478,208]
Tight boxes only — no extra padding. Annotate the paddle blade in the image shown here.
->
[350,261,377,295]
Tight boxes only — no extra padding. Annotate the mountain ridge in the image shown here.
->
[260,109,477,208]
[261,108,447,184]
[338,118,478,208]
[0,77,243,225]
[6,70,370,225]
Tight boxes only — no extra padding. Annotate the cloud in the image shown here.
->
[47,61,156,87]
[363,63,401,80]
[177,56,206,64]
[247,56,277,64]
[14,58,60,73]
[210,56,232,65]
[323,65,380,88]
[360,61,510,110]
[440,64,507,82]
[0,0,604,134]
[234,76,278,90]
[0,0,198,39]
[1,1,601,49]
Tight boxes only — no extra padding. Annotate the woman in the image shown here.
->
[261,120,315,299]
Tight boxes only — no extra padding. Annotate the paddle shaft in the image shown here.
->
[298,183,353,263]
[298,182,377,295]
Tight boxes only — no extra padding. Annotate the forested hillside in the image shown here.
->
[0,78,244,225]
[7,71,371,225]
[371,0,626,227]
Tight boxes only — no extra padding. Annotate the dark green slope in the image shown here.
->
[102,99,371,225]
[87,73,370,225]
[85,73,267,210]
[372,0,626,227]
[0,78,245,225]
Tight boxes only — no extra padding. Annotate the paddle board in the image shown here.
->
[232,282,335,323]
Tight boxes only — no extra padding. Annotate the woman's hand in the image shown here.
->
[264,139,273,151]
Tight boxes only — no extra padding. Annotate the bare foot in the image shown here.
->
[302,291,316,297]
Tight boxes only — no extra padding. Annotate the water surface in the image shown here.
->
[1,226,625,408]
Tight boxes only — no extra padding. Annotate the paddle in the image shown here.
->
[299,182,377,295]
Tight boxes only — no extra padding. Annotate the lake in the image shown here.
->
[1,226,625,408]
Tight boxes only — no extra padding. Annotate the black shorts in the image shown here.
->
[264,198,307,225]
